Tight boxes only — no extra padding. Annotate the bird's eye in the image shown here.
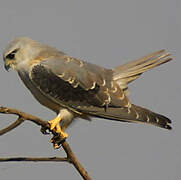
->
[6,53,15,60]
[5,49,18,60]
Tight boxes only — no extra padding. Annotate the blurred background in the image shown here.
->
[0,0,180,179]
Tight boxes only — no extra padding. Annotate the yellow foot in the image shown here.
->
[48,117,61,131]
[48,116,68,139]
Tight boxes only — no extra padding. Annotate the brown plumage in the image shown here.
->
[30,50,172,130]
[3,37,172,146]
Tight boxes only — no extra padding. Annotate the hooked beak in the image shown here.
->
[4,59,11,71]
[4,63,10,71]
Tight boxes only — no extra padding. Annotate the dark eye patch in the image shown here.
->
[6,53,15,59]
[5,49,19,60]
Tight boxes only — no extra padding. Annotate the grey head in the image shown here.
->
[3,37,64,71]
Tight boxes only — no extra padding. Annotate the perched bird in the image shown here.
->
[3,37,172,148]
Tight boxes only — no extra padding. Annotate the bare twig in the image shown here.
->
[0,157,68,162]
[62,141,90,179]
[0,117,24,135]
[0,106,92,180]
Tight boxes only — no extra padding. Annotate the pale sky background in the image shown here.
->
[0,0,180,180]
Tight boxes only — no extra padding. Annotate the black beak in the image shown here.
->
[4,63,10,71]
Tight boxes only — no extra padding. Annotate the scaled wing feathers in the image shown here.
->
[28,52,171,130]
[30,56,131,112]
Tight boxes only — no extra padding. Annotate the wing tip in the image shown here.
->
[158,114,172,130]
[165,124,172,130]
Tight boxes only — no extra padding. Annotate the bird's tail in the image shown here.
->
[113,50,172,92]
[90,104,172,130]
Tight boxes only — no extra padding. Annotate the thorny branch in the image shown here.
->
[0,106,91,180]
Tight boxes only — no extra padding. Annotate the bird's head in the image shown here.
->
[3,37,43,71]
[3,37,61,71]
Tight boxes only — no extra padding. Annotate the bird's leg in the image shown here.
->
[48,113,68,139]
[48,109,74,149]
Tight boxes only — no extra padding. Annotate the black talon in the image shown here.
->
[50,134,66,149]
[40,126,50,135]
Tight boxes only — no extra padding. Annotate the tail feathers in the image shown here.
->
[90,104,172,130]
[113,49,172,90]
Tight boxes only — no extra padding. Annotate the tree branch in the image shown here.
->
[0,156,68,162]
[0,117,24,135]
[0,106,92,180]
